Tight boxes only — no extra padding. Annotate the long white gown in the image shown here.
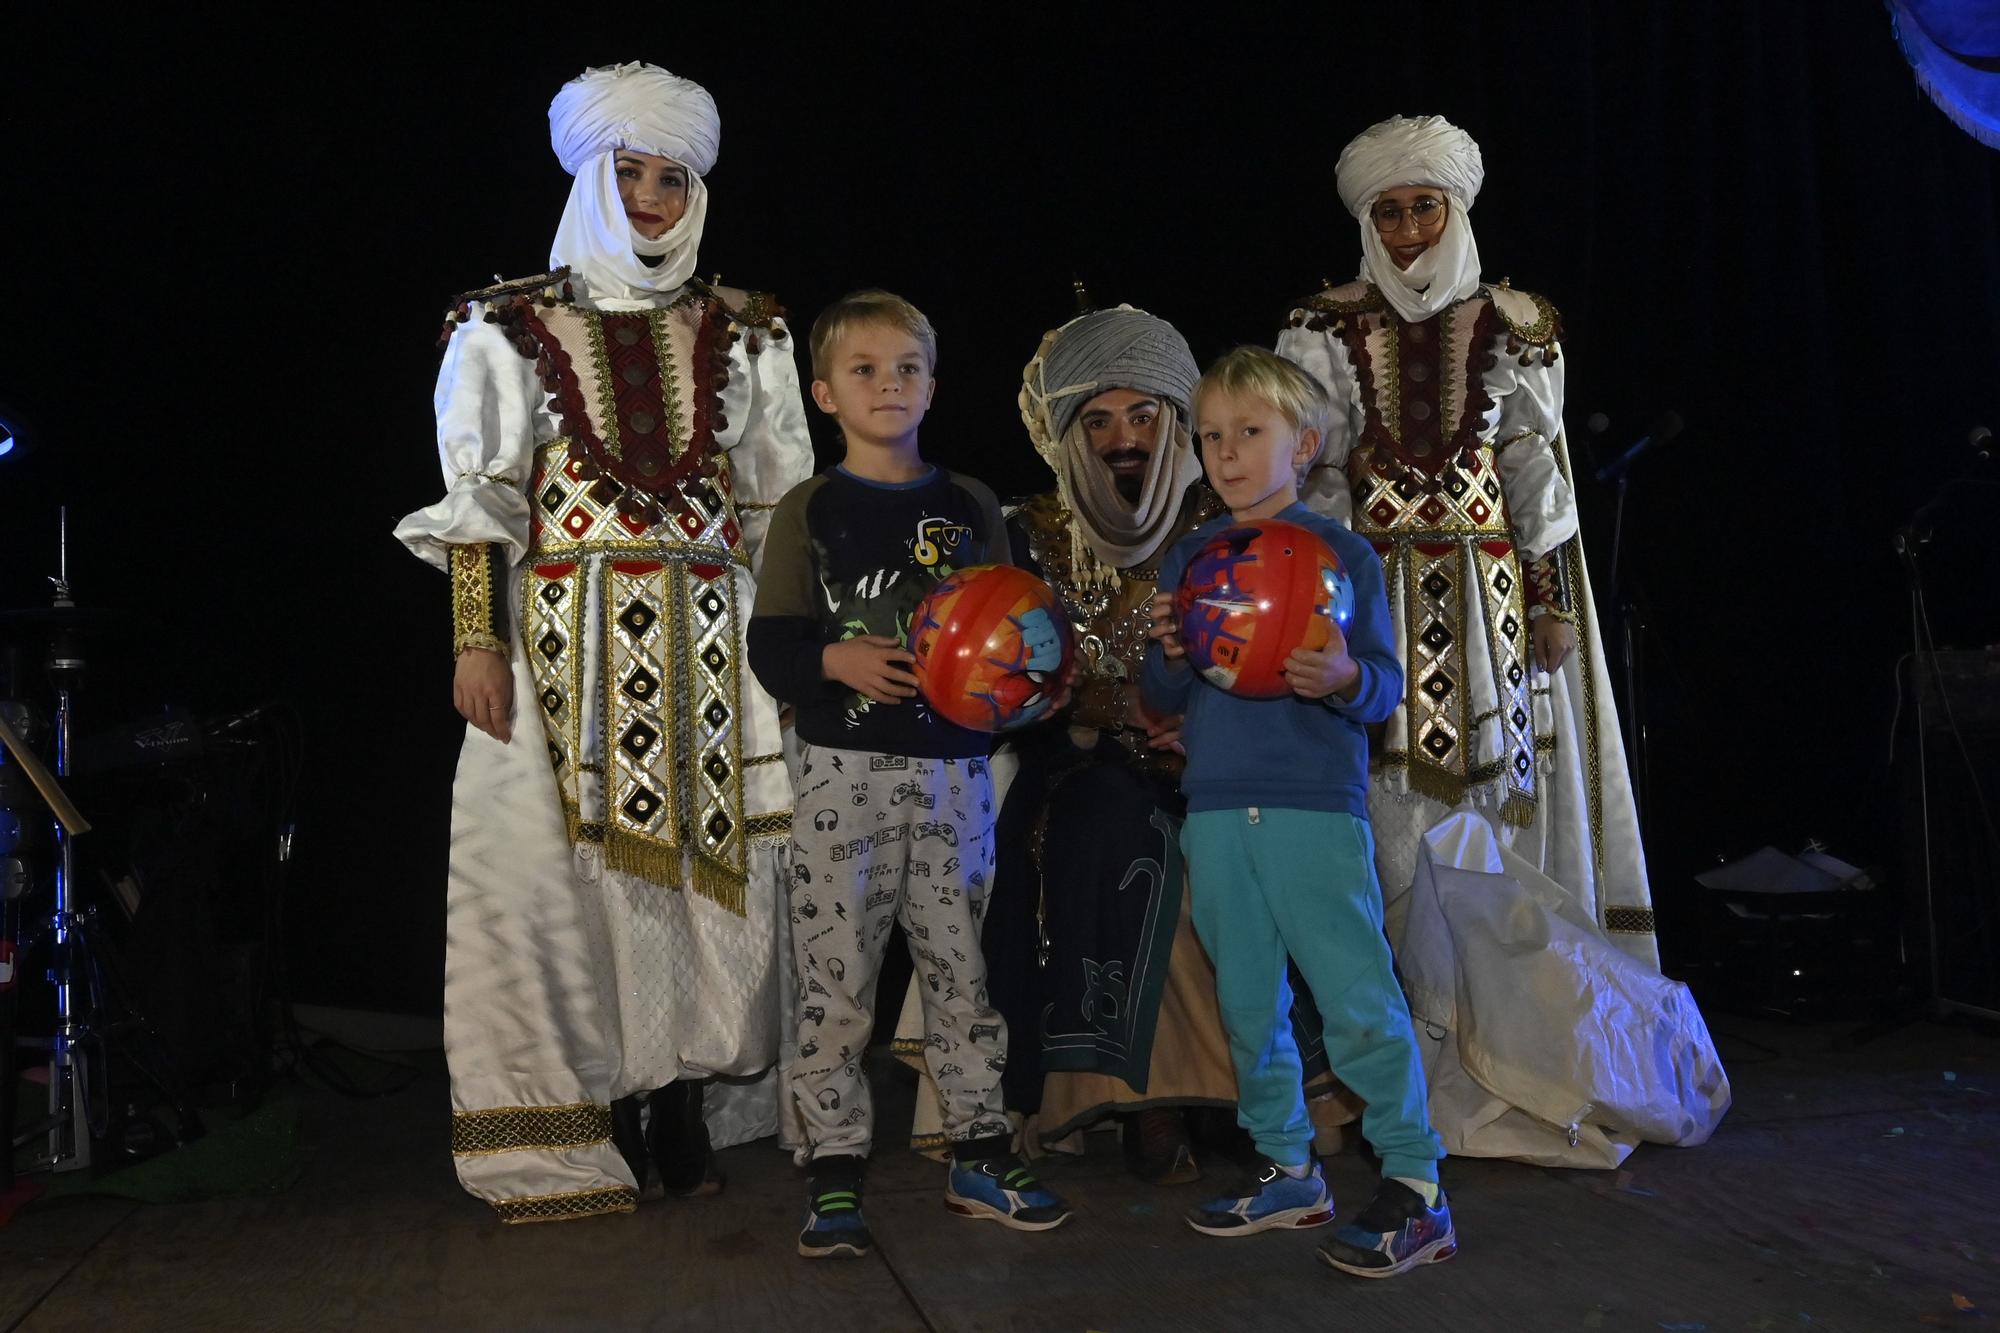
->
[396,274,812,1220]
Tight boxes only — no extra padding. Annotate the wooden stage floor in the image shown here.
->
[3,1016,1994,1331]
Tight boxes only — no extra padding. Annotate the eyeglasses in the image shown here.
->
[1370,197,1448,233]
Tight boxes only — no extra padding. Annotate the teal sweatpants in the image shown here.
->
[1182,807,1442,1182]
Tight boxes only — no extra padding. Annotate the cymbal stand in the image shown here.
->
[13,510,93,1171]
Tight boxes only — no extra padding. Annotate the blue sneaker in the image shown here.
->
[1317,1179,1457,1278]
[1185,1155,1335,1236]
[798,1160,872,1260]
[944,1155,1073,1231]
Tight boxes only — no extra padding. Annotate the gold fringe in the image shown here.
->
[601,825,686,884]
[452,1102,613,1157]
[1499,793,1538,829]
[1401,757,1471,810]
[492,1185,638,1225]
[690,854,747,917]
[565,807,749,917]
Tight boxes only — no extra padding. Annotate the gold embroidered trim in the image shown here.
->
[1605,907,1656,934]
[1484,286,1561,345]
[492,1185,638,1225]
[449,544,508,658]
[1301,282,1388,318]
[735,501,778,512]
[746,752,784,767]
[744,811,791,839]
[451,1102,614,1156]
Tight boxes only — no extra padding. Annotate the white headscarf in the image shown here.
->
[1335,115,1486,324]
[547,62,720,301]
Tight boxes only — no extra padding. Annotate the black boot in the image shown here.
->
[610,1093,650,1195]
[648,1079,722,1197]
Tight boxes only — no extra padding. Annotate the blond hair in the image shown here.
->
[1193,346,1332,452]
[809,289,938,382]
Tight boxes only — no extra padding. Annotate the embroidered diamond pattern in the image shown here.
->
[1421,570,1452,601]
[540,582,567,606]
[1511,706,1529,731]
[1501,614,1519,639]
[537,630,565,661]
[541,483,568,514]
[1422,729,1455,758]
[1467,498,1492,523]
[623,787,661,822]
[1492,569,1513,597]
[540,688,564,716]
[621,721,658,759]
[1420,622,1454,652]
[1417,496,1448,524]
[1506,664,1524,687]
[1483,478,1501,500]
[1421,668,1455,701]
[704,754,730,783]
[619,601,658,637]
[624,665,660,701]
[1368,499,1400,527]
[696,589,726,622]
[701,644,728,673]
[706,812,733,842]
[704,700,729,728]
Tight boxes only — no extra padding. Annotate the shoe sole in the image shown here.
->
[1317,1235,1458,1278]
[797,1238,870,1260]
[944,1193,1073,1232]
[1185,1201,1335,1237]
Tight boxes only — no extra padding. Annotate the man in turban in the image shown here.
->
[396,61,813,1222]
[893,304,1350,1182]
[1276,116,1729,1177]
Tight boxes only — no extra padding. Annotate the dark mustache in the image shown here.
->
[1102,448,1149,466]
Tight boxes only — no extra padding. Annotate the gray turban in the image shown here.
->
[1032,306,1200,441]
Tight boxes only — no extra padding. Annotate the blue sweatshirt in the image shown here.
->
[1141,502,1401,817]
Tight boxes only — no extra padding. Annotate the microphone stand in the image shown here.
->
[1598,448,1655,838]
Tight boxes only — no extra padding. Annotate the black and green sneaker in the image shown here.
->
[798,1156,873,1260]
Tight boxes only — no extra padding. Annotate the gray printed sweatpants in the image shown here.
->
[787,742,1011,1159]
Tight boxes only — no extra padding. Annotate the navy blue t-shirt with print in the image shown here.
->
[748,465,1010,759]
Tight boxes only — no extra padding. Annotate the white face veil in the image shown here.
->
[546,62,720,301]
[1335,115,1487,323]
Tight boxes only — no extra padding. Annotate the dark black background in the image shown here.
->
[5,6,1996,1013]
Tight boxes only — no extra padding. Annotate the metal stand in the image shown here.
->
[1604,471,1652,836]
[1895,512,2000,1025]
[13,511,94,1171]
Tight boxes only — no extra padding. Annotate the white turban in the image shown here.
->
[546,63,720,301]
[1335,115,1486,324]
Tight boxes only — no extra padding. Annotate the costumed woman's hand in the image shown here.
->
[454,648,514,742]
[823,635,920,705]
[1284,623,1361,701]
[1130,697,1186,756]
[1148,592,1185,659]
[1532,617,1577,673]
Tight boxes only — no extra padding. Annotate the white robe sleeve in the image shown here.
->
[1490,343,1579,562]
[1277,322,1359,527]
[394,309,552,571]
[712,317,814,577]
